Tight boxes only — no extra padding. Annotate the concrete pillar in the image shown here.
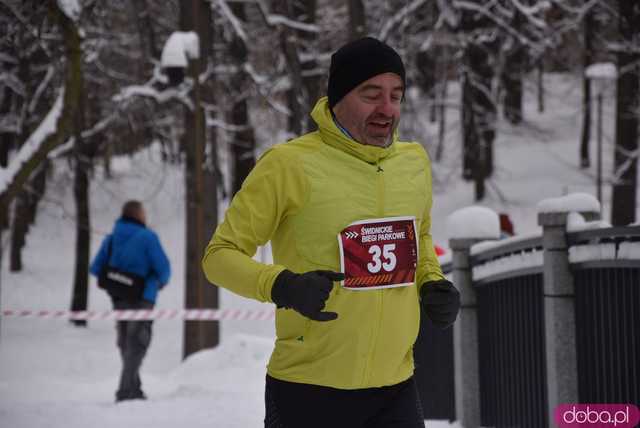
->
[538,212,577,427]
[450,238,481,428]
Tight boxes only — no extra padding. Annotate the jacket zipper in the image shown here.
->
[363,161,386,385]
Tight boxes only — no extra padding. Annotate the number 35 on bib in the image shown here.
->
[337,216,418,290]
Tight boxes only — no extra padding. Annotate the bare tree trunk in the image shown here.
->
[296,0,320,131]
[70,92,91,327]
[461,40,496,198]
[228,3,256,196]
[275,0,305,135]
[502,47,524,124]
[0,43,13,337]
[9,157,49,272]
[0,97,8,298]
[435,49,449,162]
[27,162,47,226]
[348,0,366,41]
[459,7,497,200]
[537,57,544,113]
[611,0,639,226]
[0,86,12,169]
[9,192,27,272]
[9,25,34,273]
[275,0,318,134]
[502,4,525,125]
[0,139,8,168]
[182,0,219,359]
[580,3,593,168]
[416,49,436,119]
[103,137,112,179]
[201,3,221,352]
[1,51,14,238]
[462,72,485,201]
[131,0,159,61]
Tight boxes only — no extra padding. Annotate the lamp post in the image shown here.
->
[585,62,618,213]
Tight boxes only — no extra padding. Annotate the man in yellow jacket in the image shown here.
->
[203,37,460,428]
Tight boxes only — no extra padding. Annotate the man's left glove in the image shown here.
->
[420,279,461,328]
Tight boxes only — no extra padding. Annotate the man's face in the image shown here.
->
[332,72,403,147]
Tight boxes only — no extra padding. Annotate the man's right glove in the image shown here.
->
[271,270,344,322]
[420,279,461,329]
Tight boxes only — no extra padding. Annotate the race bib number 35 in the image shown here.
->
[338,216,418,290]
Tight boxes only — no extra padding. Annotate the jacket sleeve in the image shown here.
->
[90,235,111,277]
[415,147,446,289]
[202,146,308,303]
[148,232,171,286]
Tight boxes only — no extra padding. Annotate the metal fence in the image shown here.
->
[570,228,640,407]
[415,224,640,426]
[476,274,548,428]
[574,267,640,406]
[470,235,548,427]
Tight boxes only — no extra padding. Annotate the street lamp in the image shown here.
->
[585,62,618,211]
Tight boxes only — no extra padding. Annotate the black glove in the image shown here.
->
[420,279,460,329]
[271,270,344,322]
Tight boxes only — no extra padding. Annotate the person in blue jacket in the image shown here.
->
[90,200,171,402]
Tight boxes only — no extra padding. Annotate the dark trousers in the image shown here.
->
[264,375,425,428]
[113,298,153,401]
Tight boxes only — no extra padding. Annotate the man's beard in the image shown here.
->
[364,115,397,147]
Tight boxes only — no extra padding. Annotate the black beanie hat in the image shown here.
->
[328,37,406,109]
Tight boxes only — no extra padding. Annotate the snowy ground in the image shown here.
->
[0,73,635,427]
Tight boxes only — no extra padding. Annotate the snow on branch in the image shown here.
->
[112,84,194,110]
[28,66,55,114]
[607,42,640,55]
[299,51,332,65]
[243,63,269,86]
[0,87,64,195]
[0,52,18,65]
[0,71,25,97]
[243,67,291,116]
[252,0,319,32]
[263,13,319,33]
[206,117,251,133]
[57,0,81,22]
[548,0,600,17]
[215,0,248,43]
[48,107,124,160]
[437,0,460,27]
[454,0,542,50]
[510,0,550,29]
[379,0,428,41]
[611,147,640,185]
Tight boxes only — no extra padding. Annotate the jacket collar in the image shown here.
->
[311,97,397,164]
[118,216,146,228]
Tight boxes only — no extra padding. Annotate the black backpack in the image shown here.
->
[98,236,146,301]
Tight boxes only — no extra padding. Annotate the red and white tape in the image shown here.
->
[1,308,275,321]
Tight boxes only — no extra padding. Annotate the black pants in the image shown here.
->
[113,298,153,401]
[264,375,425,428]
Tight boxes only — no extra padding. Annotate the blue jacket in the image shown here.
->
[90,217,171,303]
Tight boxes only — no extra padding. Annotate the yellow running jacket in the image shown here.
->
[202,97,445,389]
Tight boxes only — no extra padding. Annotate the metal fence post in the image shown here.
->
[538,212,577,426]
[450,238,481,427]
